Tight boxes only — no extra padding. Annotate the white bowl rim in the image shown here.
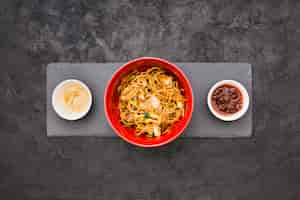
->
[207,80,249,121]
[52,79,92,120]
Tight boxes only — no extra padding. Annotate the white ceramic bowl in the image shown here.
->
[52,79,92,120]
[207,80,249,121]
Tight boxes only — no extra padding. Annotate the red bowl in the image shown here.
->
[104,57,194,147]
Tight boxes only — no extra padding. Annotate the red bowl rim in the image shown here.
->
[104,57,194,147]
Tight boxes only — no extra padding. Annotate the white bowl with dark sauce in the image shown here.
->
[207,80,249,121]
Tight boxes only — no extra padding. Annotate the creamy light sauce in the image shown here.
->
[58,82,90,113]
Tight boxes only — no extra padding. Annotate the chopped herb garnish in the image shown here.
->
[144,112,151,119]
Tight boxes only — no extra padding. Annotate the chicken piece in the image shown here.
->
[149,96,160,109]
[159,75,172,86]
[153,126,161,137]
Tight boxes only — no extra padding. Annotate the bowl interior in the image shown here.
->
[105,58,193,147]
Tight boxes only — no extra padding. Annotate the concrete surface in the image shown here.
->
[0,0,299,199]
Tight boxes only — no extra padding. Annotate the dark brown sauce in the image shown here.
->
[211,84,243,115]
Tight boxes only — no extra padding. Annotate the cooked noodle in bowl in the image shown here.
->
[118,67,185,137]
[104,57,193,147]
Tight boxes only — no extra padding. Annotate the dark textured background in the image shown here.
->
[0,0,299,199]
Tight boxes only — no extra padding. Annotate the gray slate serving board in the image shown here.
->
[47,63,252,137]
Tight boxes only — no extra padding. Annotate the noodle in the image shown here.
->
[118,67,185,137]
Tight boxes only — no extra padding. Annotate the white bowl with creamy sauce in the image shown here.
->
[52,79,92,120]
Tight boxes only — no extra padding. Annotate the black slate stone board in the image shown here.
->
[47,63,252,137]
